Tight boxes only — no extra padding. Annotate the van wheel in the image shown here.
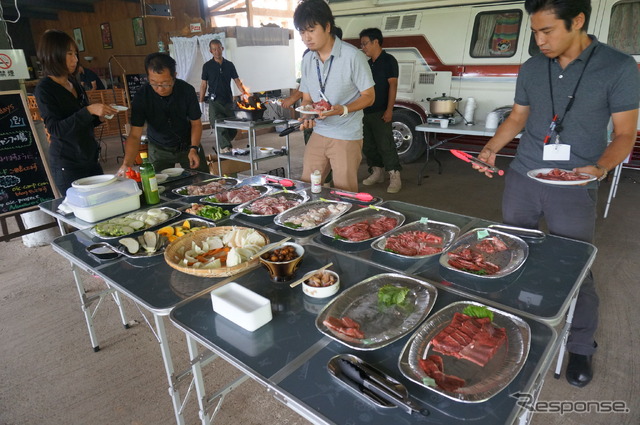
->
[392,109,426,163]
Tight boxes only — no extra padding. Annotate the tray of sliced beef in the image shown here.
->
[274,199,352,231]
[172,178,239,197]
[398,301,530,403]
[315,273,437,350]
[320,206,405,243]
[200,184,270,206]
[527,168,596,185]
[439,228,528,279]
[371,220,460,258]
[233,190,308,217]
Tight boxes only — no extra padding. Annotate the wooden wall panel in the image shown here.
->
[30,0,204,80]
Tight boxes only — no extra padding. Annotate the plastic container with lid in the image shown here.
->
[65,178,142,222]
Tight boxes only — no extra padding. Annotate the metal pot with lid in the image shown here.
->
[426,93,462,116]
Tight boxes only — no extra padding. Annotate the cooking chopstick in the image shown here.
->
[249,237,292,260]
[289,262,333,288]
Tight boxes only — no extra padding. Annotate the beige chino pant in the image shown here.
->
[301,132,363,193]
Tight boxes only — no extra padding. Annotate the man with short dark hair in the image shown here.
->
[117,53,208,175]
[199,39,250,154]
[475,0,639,387]
[359,27,402,193]
[294,0,374,192]
[77,63,105,91]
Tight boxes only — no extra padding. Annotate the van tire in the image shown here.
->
[392,109,426,163]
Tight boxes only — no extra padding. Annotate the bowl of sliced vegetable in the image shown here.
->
[181,203,231,221]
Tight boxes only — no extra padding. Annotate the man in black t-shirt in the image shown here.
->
[199,39,250,153]
[78,64,105,91]
[117,53,208,175]
[359,28,402,193]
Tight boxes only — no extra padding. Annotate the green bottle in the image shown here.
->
[139,152,160,205]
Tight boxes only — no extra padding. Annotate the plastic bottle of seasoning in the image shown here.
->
[139,152,160,205]
[311,170,322,193]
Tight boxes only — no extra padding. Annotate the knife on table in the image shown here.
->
[337,358,430,416]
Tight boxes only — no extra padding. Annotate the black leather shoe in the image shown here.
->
[566,353,593,387]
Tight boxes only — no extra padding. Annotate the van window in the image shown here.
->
[608,0,640,55]
[470,10,522,58]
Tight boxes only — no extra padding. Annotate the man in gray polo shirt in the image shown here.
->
[475,0,639,387]
[294,0,374,192]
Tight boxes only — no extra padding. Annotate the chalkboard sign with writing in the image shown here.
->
[125,73,148,102]
[0,90,56,217]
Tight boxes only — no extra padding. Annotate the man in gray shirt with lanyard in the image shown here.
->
[294,0,374,193]
[475,0,639,387]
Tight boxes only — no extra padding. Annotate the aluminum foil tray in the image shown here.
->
[233,190,308,217]
[200,184,271,207]
[315,273,437,350]
[398,301,531,403]
[171,177,239,197]
[439,228,529,279]
[371,220,460,259]
[274,199,352,231]
[319,206,405,243]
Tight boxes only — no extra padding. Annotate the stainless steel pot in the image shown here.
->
[426,93,462,115]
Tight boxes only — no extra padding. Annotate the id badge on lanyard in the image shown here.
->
[542,114,571,160]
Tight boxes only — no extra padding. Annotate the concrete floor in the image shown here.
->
[1,127,639,425]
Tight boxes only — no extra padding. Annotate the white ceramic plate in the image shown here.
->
[71,174,116,190]
[259,147,274,154]
[155,173,168,183]
[110,104,129,112]
[161,167,185,178]
[295,106,321,115]
[527,168,596,185]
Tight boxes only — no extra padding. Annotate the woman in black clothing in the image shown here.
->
[34,29,117,195]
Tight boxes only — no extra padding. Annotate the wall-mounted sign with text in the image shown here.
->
[0,50,29,80]
[190,23,202,33]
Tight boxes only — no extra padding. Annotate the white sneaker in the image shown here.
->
[362,167,385,185]
[387,170,401,193]
[219,147,232,154]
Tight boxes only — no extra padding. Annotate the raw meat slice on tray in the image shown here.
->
[323,316,365,339]
[418,354,466,392]
[447,248,501,275]
[384,230,444,256]
[334,217,398,241]
[536,168,591,181]
[431,312,507,367]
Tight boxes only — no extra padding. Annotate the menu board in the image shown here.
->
[125,73,148,102]
[0,91,56,217]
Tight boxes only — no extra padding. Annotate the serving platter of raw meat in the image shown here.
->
[398,301,530,403]
[526,168,596,185]
[371,220,460,259]
[439,228,528,279]
[233,190,308,217]
[273,199,352,231]
[172,177,239,197]
[319,206,405,243]
[315,273,437,350]
[200,184,271,207]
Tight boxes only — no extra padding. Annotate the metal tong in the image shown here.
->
[450,149,504,176]
[329,354,429,416]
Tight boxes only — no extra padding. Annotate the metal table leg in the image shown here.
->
[417,134,458,185]
[57,219,129,352]
[554,294,578,378]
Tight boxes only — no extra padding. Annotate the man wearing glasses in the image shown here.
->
[118,53,208,176]
[199,39,250,154]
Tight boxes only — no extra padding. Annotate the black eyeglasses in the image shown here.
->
[149,79,175,88]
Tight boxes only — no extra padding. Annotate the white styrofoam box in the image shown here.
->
[68,191,142,223]
[211,282,272,332]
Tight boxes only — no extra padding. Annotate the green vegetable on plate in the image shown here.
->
[378,284,410,307]
[462,305,494,321]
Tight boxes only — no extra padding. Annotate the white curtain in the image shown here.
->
[169,36,198,80]
[196,32,226,63]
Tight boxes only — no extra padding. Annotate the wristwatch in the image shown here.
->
[594,164,608,181]
[189,145,202,153]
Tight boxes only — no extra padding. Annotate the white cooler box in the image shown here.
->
[65,178,142,223]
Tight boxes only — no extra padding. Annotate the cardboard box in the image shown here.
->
[206,154,251,177]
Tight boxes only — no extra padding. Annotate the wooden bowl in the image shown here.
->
[164,226,269,278]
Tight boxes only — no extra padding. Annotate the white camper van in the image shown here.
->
[331,0,640,165]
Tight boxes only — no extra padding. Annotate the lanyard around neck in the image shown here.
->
[315,55,334,96]
[548,45,597,133]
